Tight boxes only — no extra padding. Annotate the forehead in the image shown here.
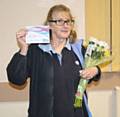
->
[52,11,71,19]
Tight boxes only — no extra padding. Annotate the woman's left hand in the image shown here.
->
[79,67,98,80]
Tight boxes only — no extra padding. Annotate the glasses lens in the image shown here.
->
[49,19,74,26]
[57,20,74,25]
[57,20,64,25]
[67,20,74,25]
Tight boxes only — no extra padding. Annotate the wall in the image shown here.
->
[0,72,120,117]
[0,87,120,117]
[85,0,120,71]
[112,0,120,71]
[0,101,28,117]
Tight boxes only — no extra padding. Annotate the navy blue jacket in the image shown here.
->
[7,40,101,117]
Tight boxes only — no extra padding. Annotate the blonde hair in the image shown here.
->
[44,4,77,43]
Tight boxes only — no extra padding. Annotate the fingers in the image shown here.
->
[16,28,28,44]
[16,28,29,55]
[79,70,92,79]
[16,28,27,40]
[79,67,98,79]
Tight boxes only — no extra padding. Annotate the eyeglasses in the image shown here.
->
[48,19,75,26]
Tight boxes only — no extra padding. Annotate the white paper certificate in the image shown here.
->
[26,26,50,44]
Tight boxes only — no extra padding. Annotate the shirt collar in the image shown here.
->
[38,39,71,54]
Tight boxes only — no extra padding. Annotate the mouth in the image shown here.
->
[61,30,69,33]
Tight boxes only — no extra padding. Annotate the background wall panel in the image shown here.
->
[112,0,120,71]
[85,0,111,71]
[85,0,120,71]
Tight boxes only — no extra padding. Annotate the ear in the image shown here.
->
[48,22,52,26]
[48,24,53,30]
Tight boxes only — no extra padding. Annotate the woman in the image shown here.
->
[7,4,101,117]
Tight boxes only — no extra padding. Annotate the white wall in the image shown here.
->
[114,87,120,117]
[88,90,114,117]
[0,0,85,82]
[0,89,120,117]
[0,101,28,117]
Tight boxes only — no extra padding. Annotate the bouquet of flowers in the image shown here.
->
[74,37,111,108]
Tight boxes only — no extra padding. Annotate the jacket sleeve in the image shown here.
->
[6,52,29,85]
[88,65,101,83]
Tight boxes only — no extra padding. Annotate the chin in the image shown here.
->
[61,36,69,40]
[61,34,70,39]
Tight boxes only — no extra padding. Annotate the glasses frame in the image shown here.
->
[48,19,75,26]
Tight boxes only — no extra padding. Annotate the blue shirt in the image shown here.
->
[38,40,71,65]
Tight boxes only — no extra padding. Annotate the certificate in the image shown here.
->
[26,26,50,44]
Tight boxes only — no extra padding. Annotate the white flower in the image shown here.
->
[89,37,98,43]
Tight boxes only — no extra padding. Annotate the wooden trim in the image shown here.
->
[0,81,29,102]
[88,72,120,90]
[0,72,120,102]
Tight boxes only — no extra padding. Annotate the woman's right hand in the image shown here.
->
[16,28,29,56]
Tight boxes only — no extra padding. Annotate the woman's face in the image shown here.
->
[49,11,74,40]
